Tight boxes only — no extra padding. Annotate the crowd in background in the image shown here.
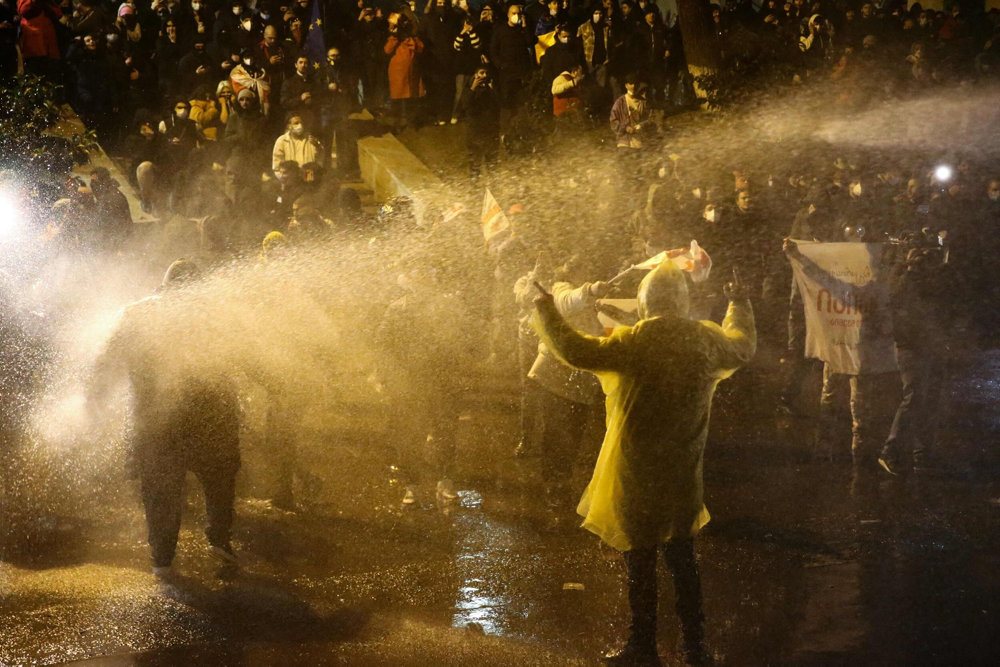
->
[3,0,1000,223]
[2,0,1000,479]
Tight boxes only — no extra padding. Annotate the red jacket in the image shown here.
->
[385,35,425,100]
[18,0,61,60]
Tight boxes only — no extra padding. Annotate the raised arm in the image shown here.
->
[533,290,629,372]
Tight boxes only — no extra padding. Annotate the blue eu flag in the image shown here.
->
[304,0,326,68]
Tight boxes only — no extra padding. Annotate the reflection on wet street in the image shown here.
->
[4,381,1000,666]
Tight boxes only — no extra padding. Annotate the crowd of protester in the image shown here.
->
[4,0,1000,221]
[3,0,1000,477]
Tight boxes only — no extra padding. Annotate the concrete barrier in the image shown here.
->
[357,133,443,224]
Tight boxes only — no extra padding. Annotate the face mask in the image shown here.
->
[990,192,1000,202]
[261,13,270,20]
[850,183,862,197]
[243,58,253,66]
[191,2,199,9]
[558,36,568,44]
[704,207,717,223]
[233,7,242,15]
[242,19,252,30]
[107,33,119,43]
[175,108,188,119]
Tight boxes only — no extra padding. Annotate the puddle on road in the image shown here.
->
[449,498,511,636]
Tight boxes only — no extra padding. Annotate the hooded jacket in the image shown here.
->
[533,262,755,550]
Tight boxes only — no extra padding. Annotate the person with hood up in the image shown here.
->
[532,260,755,666]
[89,259,242,576]
[229,47,271,116]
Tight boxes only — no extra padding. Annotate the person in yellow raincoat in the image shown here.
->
[533,261,755,666]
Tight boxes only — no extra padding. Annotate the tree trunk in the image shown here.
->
[675,0,721,105]
[675,0,721,71]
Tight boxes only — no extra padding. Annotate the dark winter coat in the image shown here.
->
[490,22,533,78]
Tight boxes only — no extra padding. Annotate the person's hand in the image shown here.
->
[533,281,553,308]
[782,238,800,256]
[723,267,748,301]
[329,82,338,90]
[588,280,611,298]
[196,65,207,74]
[301,92,311,101]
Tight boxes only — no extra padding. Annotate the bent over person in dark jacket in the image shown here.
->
[89,260,241,575]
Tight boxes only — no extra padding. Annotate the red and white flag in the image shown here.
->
[481,188,511,242]
[634,240,713,283]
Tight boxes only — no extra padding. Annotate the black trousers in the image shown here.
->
[623,538,704,652]
[884,346,945,465]
[140,455,239,567]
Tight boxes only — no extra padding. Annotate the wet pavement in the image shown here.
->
[3,352,1000,666]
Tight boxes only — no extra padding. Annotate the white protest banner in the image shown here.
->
[788,241,897,375]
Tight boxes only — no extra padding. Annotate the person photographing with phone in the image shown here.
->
[532,262,755,666]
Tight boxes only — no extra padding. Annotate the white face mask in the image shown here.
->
[232,7,241,15]
[704,206,717,223]
[243,57,253,66]
[558,36,568,44]
[191,2,200,10]
[242,19,252,30]
[990,192,1000,202]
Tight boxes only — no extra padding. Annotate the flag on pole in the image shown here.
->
[481,188,511,242]
[534,30,556,64]
[304,0,326,68]
[631,241,712,282]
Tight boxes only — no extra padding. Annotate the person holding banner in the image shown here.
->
[783,239,898,468]
[533,260,755,666]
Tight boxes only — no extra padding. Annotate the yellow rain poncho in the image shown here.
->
[533,262,755,551]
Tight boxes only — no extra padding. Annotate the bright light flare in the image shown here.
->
[0,190,24,241]
[934,164,953,182]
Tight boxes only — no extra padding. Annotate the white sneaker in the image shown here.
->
[450,117,458,125]
[436,479,458,501]
[402,486,417,505]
